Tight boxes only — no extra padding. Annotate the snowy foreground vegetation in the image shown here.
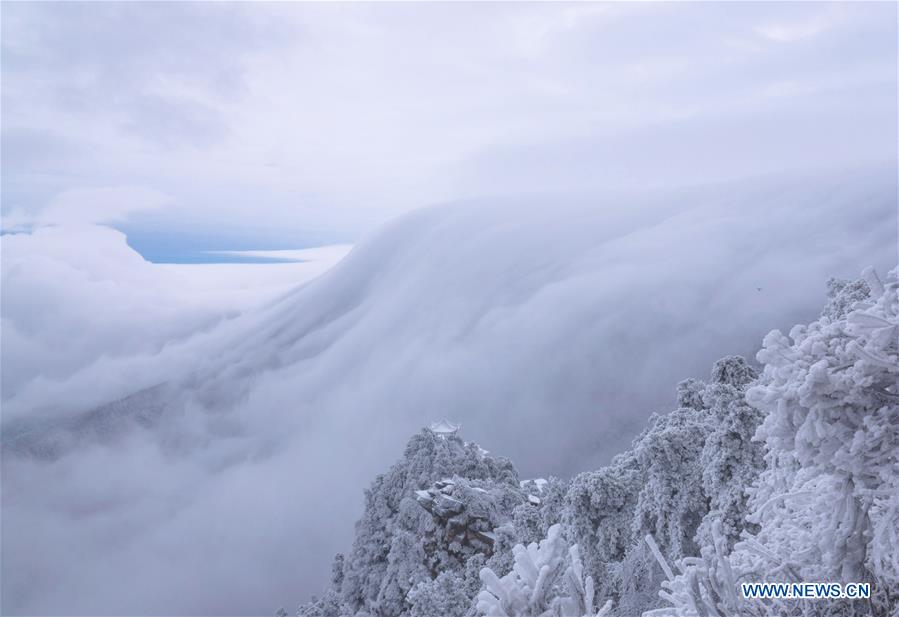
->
[290,268,898,617]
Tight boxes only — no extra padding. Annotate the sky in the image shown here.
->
[1,2,898,616]
[2,2,896,244]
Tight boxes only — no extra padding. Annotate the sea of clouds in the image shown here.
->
[2,168,896,615]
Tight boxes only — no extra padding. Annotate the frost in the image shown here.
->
[649,267,899,617]
[292,268,898,617]
[475,525,612,617]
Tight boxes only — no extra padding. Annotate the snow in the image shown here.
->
[648,267,899,617]
[476,524,611,617]
[520,478,548,491]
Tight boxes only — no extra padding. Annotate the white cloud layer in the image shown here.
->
[2,169,895,615]
[1,225,349,402]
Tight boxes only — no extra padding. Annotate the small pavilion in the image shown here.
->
[429,418,460,437]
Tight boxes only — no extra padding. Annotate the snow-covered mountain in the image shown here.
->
[296,270,898,617]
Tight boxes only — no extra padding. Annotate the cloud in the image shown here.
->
[38,187,173,226]
[1,2,895,233]
[120,95,230,149]
[0,221,349,403]
[755,3,845,43]
[2,186,174,233]
[2,169,895,615]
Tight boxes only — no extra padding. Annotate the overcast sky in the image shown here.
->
[2,1,896,243]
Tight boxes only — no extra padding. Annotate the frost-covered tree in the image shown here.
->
[743,266,898,605]
[564,452,641,598]
[345,430,516,613]
[634,357,762,561]
[695,395,764,548]
[330,554,345,592]
[561,356,762,615]
[631,408,713,562]
[675,378,706,411]
[709,355,757,389]
[297,591,344,617]
[480,523,518,584]
[407,571,475,617]
[642,522,755,617]
[303,428,521,617]
[822,276,871,320]
[537,477,569,534]
[292,269,897,617]
[611,540,666,617]
[695,357,764,548]
[298,553,349,617]
[647,267,899,617]
[476,524,612,617]
[512,502,544,546]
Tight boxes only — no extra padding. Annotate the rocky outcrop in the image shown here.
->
[414,477,526,556]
